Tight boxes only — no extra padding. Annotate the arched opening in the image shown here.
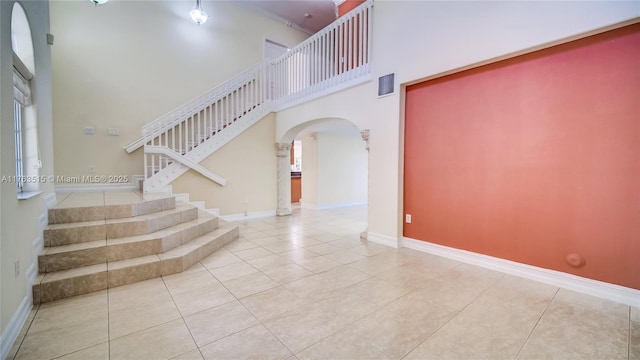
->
[11,2,41,196]
[277,118,369,236]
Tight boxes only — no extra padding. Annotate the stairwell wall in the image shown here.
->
[49,0,308,182]
[171,113,277,216]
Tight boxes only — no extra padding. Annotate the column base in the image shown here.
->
[276,208,292,216]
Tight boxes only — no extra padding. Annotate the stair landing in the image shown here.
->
[33,191,239,304]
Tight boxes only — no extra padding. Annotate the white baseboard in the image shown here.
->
[220,210,277,222]
[43,192,57,209]
[367,232,399,248]
[402,237,640,308]
[0,295,32,360]
[316,201,368,210]
[203,208,220,217]
[1,263,36,360]
[173,193,190,203]
[55,182,139,193]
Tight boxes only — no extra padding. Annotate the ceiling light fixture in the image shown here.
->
[89,0,109,5]
[190,0,208,25]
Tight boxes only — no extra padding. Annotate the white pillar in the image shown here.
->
[360,129,370,239]
[276,142,292,216]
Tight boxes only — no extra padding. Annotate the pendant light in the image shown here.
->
[190,0,208,25]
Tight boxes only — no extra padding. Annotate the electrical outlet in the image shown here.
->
[108,128,120,136]
[83,126,94,135]
[89,165,96,173]
[405,214,412,223]
[14,260,20,277]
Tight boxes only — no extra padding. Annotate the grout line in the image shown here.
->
[514,287,560,359]
[8,304,40,360]
[629,306,631,360]
[106,287,111,359]
[399,272,505,359]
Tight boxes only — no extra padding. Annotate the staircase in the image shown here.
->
[124,1,373,194]
[32,193,238,304]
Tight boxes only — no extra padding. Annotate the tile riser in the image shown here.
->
[39,247,107,273]
[35,271,108,304]
[107,239,162,262]
[45,208,198,246]
[48,198,176,224]
[108,261,161,288]
[44,225,106,247]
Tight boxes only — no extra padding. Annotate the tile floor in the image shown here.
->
[9,204,640,360]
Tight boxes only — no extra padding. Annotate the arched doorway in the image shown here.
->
[276,118,370,237]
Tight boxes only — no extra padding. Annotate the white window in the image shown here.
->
[13,59,32,194]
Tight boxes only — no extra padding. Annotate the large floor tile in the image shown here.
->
[55,342,110,360]
[416,299,541,359]
[109,296,182,340]
[263,263,315,284]
[109,319,197,360]
[296,327,389,360]
[199,249,243,269]
[347,277,411,306]
[631,321,640,360]
[209,261,258,282]
[170,281,236,316]
[170,349,205,360]
[262,303,344,354]
[200,324,292,360]
[16,292,109,360]
[350,296,459,359]
[241,286,306,321]
[519,290,631,360]
[222,272,279,298]
[183,300,259,346]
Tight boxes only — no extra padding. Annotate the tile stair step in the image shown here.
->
[39,216,219,272]
[43,204,198,246]
[160,224,239,276]
[48,196,176,224]
[38,240,106,273]
[33,224,240,304]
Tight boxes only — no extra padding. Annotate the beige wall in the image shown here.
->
[316,131,368,207]
[1,0,54,347]
[275,1,640,245]
[301,131,368,208]
[49,0,308,180]
[300,133,317,208]
[171,114,277,216]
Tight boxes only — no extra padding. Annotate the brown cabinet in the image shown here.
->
[291,174,301,203]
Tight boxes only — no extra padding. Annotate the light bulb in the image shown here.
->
[190,8,208,25]
[190,0,208,25]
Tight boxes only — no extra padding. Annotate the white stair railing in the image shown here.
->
[125,1,374,192]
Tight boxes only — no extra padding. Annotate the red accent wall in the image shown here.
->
[404,24,640,289]
[338,0,365,17]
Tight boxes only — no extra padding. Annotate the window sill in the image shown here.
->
[17,191,42,200]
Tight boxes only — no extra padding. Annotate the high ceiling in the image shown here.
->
[235,0,338,34]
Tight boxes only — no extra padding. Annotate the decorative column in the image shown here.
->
[360,129,370,239]
[276,142,292,216]
[360,129,369,151]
